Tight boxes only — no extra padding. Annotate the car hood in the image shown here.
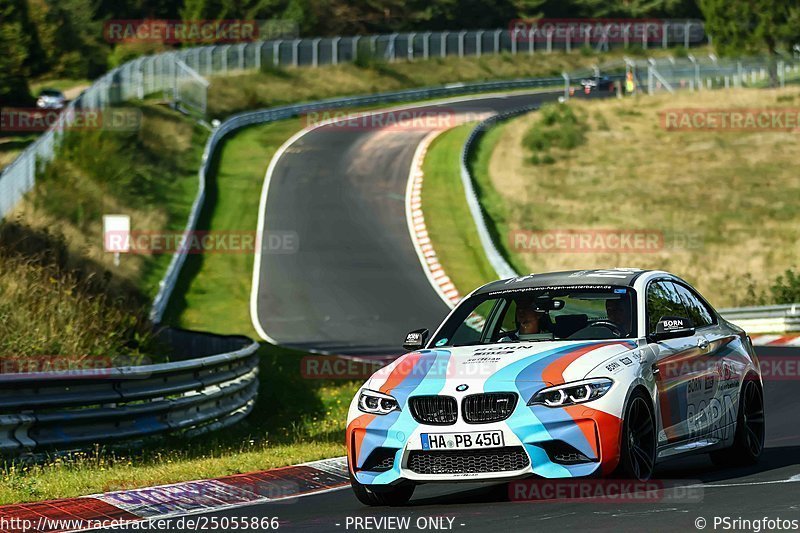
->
[367,339,638,394]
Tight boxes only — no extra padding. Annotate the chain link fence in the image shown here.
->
[0,21,712,222]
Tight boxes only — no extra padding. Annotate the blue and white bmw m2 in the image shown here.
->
[347,269,764,505]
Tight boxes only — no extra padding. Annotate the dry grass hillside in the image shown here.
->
[483,88,800,307]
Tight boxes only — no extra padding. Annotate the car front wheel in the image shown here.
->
[615,390,657,481]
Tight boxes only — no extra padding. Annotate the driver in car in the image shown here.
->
[501,300,554,342]
[605,298,632,336]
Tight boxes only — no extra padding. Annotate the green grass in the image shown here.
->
[164,119,303,336]
[0,342,359,504]
[467,119,529,276]
[207,47,689,118]
[1,104,205,361]
[420,125,498,295]
[0,134,37,171]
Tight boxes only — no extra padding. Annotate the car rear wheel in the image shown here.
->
[350,472,415,506]
[616,390,656,481]
[710,379,764,467]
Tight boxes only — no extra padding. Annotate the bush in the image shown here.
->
[523,103,587,164]
[770,269,800,304]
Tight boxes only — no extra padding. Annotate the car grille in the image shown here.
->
[462,393,518,423]
[407,446,530,475]
[409,396,457,425]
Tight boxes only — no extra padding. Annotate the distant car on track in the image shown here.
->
[36,88,66,110]
[346,269,765,505]
[579,75,617,95]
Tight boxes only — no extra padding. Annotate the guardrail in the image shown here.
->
[720,304,800,334]
[150,77,566,322]
[459,105,546,280]
[0,332,259,454]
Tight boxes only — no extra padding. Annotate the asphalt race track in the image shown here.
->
[242,92,799,531]
[252,92,560,355]
[148,345,798,532]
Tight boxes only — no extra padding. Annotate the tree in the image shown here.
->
[28,0,109,79]
[0,0,35,107]
[699,0,798,85]
[699,0,797,55]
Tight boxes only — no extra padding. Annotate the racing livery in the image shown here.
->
[347,269,765,505]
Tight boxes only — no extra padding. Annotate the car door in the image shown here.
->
[671,282,739,443]
[646,280,711,445]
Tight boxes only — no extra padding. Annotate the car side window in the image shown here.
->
[646,281,689,334]
[449,299,496,346]
[672,283,715,328]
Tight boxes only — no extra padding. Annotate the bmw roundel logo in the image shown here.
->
[456,384,469,392]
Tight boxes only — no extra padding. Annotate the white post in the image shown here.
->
[423,32,431,59]
[440,32,447,57]
[493,29,502,54]
[255,42,262,70]
[238,43,245,70]
[476,30,484,57]
[407,33,416,61]
[685,21,691,48]
[779,60,785,88]
[292,39,300,67]
[332,37,341,65]
[388,33,398,62]
[312,37,321,66]
[273,40,281,66]
[352,36,360,62]
[458,31,466,57]
[511,29,518,54]
[528,28,534,55]
[221,46,228,75]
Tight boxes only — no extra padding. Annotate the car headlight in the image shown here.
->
[528,378,613,407]
[358,389,400,415]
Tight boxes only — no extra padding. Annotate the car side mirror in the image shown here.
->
[649,316,695,342]
[403,329,429,351]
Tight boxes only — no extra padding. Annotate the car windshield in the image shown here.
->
[430,285,637,347]
[39,90,62,97]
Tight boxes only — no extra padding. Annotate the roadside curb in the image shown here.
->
[406,130,463,310]
[750,334,800,347]
[0,457,349,532]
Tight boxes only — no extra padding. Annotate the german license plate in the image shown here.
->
[421,430,504,450]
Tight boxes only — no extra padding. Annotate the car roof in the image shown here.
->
[474,269,652,295]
